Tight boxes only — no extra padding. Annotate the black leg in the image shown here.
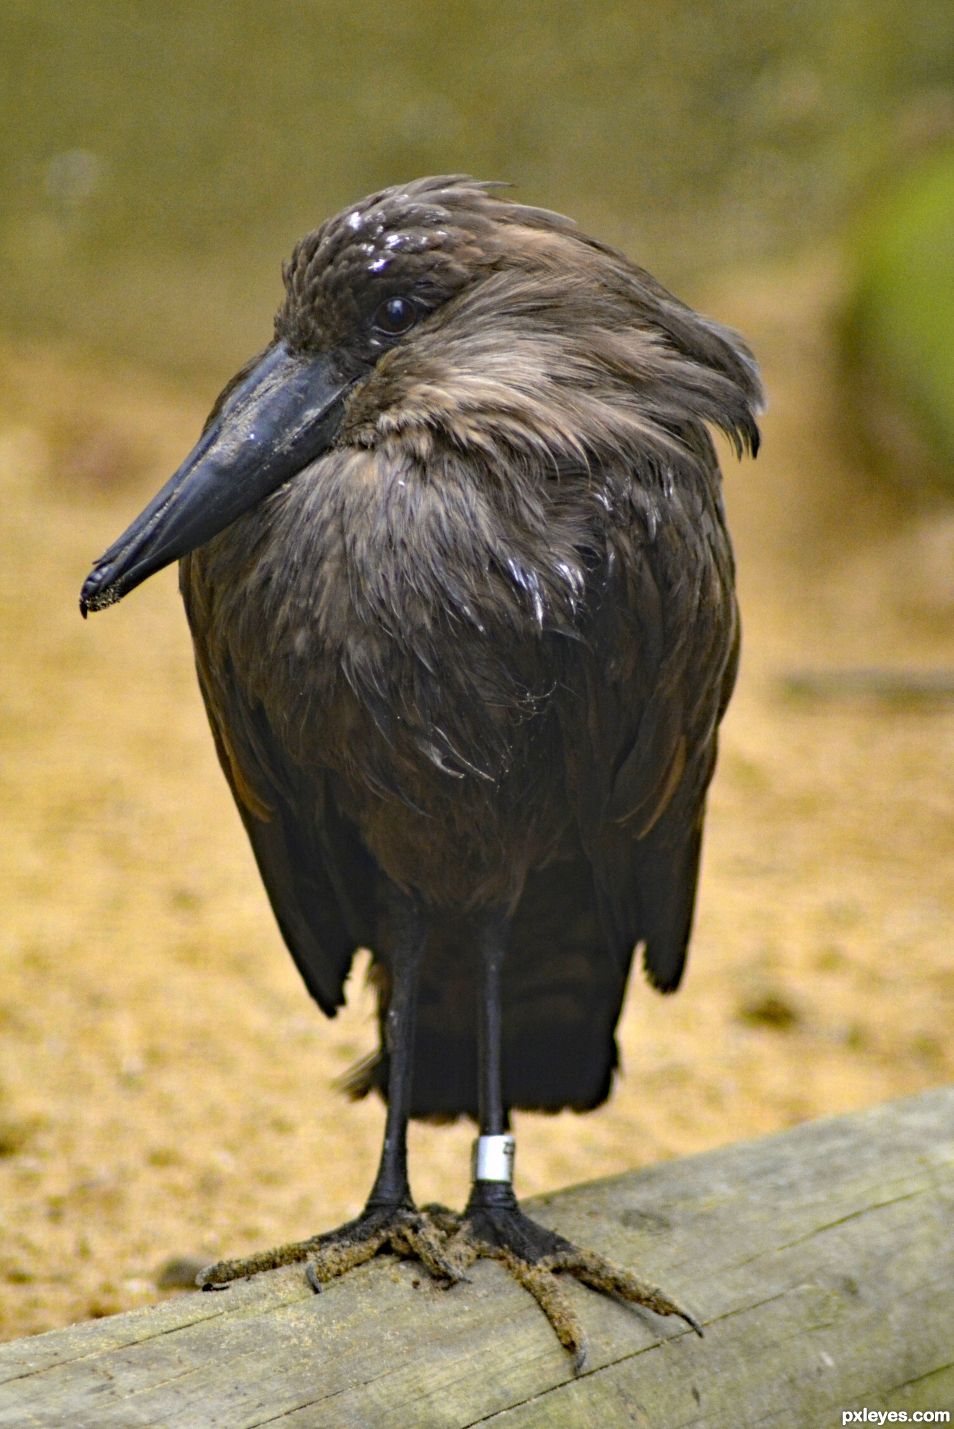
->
[449,907,701,1373]
[466,909,516,1213]
[476,907,510,1138]
[198,886,462,1290]
[365,887,425,1209]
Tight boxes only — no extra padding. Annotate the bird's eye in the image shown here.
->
[372,296,417,337]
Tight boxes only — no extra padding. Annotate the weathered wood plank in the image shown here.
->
[1,1088,952,1427]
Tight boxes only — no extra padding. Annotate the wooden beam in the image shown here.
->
[1,1088,952,1426]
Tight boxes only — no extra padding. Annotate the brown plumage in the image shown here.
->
[81,176,762,1367]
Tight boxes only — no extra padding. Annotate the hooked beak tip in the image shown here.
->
[79,565,122,617]
[77,342,353,620]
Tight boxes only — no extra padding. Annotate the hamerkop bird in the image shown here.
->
[81,176,761,1367]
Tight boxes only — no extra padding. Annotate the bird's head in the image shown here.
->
[80,175,762,614]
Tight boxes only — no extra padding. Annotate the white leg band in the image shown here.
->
[472,1133,516,1183]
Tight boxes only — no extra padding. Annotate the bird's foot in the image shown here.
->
[447,1183,701,1372]
[197,1200,464,1292]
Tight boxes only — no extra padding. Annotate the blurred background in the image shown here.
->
[1,0,952,1339]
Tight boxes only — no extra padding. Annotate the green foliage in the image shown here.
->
[846,147,954,485]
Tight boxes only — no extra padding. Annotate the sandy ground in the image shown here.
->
[1,257,952,1341]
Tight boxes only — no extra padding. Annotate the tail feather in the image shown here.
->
[344,856,633,1122]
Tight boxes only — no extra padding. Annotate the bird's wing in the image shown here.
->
[565,464,739,993]
[190,645,374,1016]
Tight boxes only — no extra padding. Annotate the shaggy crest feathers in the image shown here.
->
[277,175,763,473]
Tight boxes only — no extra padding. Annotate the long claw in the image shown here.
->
[563,1248,701,1333]
[505,1251,589,1372]
[453,1199,697,1370]
[198,1204,461,1297]
[197,1234,323,1288]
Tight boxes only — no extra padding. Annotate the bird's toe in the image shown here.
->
[304,1202,464,1291]
[448,1192,700,1371]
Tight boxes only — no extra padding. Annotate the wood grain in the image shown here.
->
[1,1088,952,1427]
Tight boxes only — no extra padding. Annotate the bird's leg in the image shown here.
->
[446,910,702,1372]
[198,889,460,1292]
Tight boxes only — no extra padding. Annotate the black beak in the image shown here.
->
[80,342,353,615]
